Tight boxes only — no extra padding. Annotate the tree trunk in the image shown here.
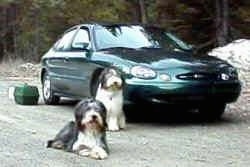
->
[13,4,18,59]
[133,6,140,23]
[0,7,4,61]
[33,6,40,62]
[138,0,147,24]
[222,0,229,43]
[215,0,229,46]
[2,7,7,59]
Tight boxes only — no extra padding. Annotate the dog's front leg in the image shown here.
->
[107,116,119,131]
[118,111,126,129]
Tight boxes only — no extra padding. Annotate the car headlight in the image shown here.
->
[221,73,230,80]
[131,66,156,79]
[219,65,239,80]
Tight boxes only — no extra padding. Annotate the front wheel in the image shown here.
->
[42,72,60,105]
[198,103,226,120]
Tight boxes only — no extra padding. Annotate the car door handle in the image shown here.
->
[64,57,69,62]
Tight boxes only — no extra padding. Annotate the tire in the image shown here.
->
[198,103,226,120]
[42,72,60,105]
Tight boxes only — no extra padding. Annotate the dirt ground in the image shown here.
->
[0,65,250,167]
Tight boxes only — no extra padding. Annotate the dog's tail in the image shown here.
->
[46,140,54,148]
[46,140,65,149]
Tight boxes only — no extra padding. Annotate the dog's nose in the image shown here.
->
[92,115,97,120]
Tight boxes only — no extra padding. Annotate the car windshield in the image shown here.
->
[94,25,192,51]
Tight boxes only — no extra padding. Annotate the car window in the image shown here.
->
[72,28,91,49]
[95,25,154,50]
[56,29,77,51]
[52,38,61,49]
[94,25,191,52]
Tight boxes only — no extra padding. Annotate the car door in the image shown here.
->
[64,27,101,97]
[47,28,78,94]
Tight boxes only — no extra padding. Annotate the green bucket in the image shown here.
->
[14,84,39,105]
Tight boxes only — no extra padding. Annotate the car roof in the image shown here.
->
[81,22,143,27]
[66,22,164,31]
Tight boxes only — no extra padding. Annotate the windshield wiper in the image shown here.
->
[138,46,162,49]
[99,46,136,51]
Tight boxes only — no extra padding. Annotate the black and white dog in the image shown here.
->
[95,68,126,131]
[47,98,109,160]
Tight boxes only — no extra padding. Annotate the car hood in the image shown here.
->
[102,48,228,70]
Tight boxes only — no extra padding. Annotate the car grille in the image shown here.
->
[177,72,219,81]
[150,94,208,104]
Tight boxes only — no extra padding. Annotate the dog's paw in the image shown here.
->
[119,124,126,130]
[107,119,120,131]
[118,114,126,129]
[90,147,108,160]
[78,149,91,157]
[107,125,120,131]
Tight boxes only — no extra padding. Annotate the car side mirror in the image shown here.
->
[73,42,90,50]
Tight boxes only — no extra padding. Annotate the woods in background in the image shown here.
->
[1,0,250,62]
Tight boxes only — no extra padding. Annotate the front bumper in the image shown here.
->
[124,78,241,105]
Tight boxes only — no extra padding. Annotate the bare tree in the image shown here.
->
[138,0,147,24]
[2,6,7,59]
[215,0,229,46]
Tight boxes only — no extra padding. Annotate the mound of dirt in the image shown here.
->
[209,39,250,88]
[209,39,250,115]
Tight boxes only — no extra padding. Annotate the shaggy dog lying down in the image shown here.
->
[47,98,109,160]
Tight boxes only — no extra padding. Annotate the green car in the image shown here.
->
[41,23,241,119]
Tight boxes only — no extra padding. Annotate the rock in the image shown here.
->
[17,63,41,77]
[18,63,35,71]
[209,39,250,88]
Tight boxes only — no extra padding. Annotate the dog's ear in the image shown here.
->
[98,69,106,88]
[102,112,108,128]
[99,100,107,115]
[98,100,108,128]
[98,68,109,88]
[74,101,85,128]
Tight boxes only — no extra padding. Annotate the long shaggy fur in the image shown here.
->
[47,98,109,160]
[95,68,126,131]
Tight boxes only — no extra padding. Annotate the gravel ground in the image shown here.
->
[0,75,250,167]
